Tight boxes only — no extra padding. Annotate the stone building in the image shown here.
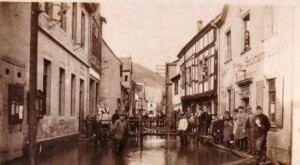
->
[170,60,182,114]
[36,1,104,150]
[217,5,300,164]
[100,39,123,114]
[0,3,31,162]
[0,2,104,162]
[145,86,157,117]
[120,57,133,113]
[165,61,177,116]
[134,82,147,116]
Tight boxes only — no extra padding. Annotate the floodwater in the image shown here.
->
[7,136,241,165]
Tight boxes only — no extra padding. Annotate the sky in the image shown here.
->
[101,1,223,71]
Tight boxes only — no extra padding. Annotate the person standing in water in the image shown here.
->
[111,112,128,155]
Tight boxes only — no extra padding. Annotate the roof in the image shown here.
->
[119,57,132,72]
[177,5,228,59]
[102,39,122,64]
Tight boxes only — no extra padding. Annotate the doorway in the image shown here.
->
[79,79,84,133]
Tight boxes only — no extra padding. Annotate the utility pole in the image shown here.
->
[28,2,39,165]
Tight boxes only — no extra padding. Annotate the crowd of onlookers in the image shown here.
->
[84,99,272,162]
[177,105,271,163]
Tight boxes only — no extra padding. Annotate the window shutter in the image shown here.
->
[256,80,263,108]
[275,77,284,128]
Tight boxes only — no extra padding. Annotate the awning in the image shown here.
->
[181,90,217,101]
[170,74,180,82]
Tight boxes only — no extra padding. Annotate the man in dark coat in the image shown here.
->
[223,111,234,149]
[254,106,271,163]
[112,109,120,125]
[199,106,210,135]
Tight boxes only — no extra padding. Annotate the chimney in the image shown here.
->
[197,20,203,32]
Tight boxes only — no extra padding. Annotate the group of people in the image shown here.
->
[177,105,271,163]
[83,100,129,156]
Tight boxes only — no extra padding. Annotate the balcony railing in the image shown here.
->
[89,34,101,71]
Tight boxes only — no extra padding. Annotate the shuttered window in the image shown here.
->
[60,3,67,32]
[268,78,283,128]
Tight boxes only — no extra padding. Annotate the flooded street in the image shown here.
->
[34,136,240,165]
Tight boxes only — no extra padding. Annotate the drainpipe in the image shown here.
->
[28,2,39,165]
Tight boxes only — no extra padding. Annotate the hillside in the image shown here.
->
[131,62,165,90]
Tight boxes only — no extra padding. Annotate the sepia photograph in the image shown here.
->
[0,0,300,164]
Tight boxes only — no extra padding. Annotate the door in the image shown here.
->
[79,79,84,133]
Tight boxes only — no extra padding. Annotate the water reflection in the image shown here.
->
[36,136,240,165]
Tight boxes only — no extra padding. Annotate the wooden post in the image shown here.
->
[28,2,39,165]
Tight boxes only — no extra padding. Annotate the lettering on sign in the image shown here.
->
[245,52,264,67]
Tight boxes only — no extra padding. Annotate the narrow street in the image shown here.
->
[7,136,240,165]
[1,2,300,165]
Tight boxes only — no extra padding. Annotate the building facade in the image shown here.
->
[100,39,123,114]
[0,2,104,162]
[177,8,227,115]
[37,1,103,146]
[170,60,182,114]
[0,3,31,162]
[165,61,177,116]
[145,86,157,117]
[120,57,133,114]
[218,5,296,164]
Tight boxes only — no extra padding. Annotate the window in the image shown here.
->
[43,59,51,115]
[79,79,85,132]
[89,79,95,114]
[200,38,203,50]
[268,79,276,123]
[188,67,192,82]
[71,74,76,116]
[174,80,179,95]
[124,75,128,82]
[91,23,101,56]
[72,3,77,41]
[96,82,99,110]
[45,2,53,18]
[81,11,85,46]
[60,3,67,32]
[243,14,250,50]
[209,30,214,44]
[59,68,65,115]
[227,89,232,115]
[265,6,275,39]
[225,30,232,62]
[202,59,209,80]
[210,57,214,74]
[181,70,185,89]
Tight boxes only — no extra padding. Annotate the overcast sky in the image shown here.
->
[101,1,222,71]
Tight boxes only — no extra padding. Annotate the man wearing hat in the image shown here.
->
[223,111,234,149]
[245,107,256,155]
[177,113,188,145]
[111,112,128,155]
[254,106,270,162]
